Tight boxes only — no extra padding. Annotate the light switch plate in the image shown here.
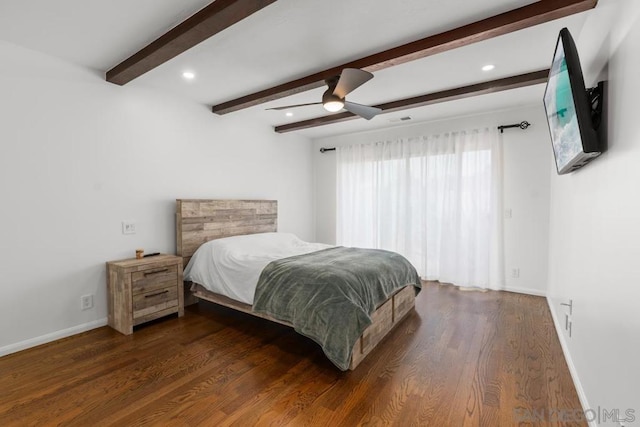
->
[122,220,136,235]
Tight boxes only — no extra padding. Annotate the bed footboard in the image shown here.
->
[349,285,416,370]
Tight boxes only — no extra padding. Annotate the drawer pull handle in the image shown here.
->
[145,290,169,298]
[144,268,169,276]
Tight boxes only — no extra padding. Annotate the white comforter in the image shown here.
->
[183,232,332,305]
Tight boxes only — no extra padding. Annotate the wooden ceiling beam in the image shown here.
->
[274,69,550,133]
[106,0,278,85]
[212,0,596,115]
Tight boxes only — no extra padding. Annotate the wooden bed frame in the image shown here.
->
[176,199,416,370]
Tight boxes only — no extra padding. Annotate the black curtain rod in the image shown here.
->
[322,121,531,152]
[498,121,531,133]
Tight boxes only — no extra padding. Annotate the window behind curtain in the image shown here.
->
[336,129,502,289]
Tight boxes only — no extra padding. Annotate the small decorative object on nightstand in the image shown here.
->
[106,254,184,335]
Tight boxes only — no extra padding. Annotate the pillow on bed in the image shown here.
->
[207,232,311,256]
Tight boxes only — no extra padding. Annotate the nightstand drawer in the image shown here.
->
[131,265,178,295]
[133,286,178,319]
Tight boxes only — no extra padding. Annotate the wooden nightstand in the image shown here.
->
[106,254,184,335]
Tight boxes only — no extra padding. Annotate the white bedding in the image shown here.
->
[183,232,332,305]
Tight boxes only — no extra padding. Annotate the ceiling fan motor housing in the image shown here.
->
[322,88,344,106]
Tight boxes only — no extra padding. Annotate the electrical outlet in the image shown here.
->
[504,208,513,219]
[511,268,520,278]
[81,295,94,311]
[122,220,136,235]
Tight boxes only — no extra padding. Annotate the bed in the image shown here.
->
[176,199,421,370]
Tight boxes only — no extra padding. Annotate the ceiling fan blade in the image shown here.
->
[333,68,374,99]
[344,101,381,120]
[266,102,322,111]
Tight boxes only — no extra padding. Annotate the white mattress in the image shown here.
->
[183,232,332,305]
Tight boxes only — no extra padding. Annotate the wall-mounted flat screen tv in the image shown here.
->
[543,28,606,175]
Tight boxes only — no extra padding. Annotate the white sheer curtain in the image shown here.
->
[336,128,504,290]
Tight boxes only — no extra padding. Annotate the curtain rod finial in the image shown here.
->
[497,120,531,133]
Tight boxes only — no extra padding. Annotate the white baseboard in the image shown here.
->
[504,286,547,297]
[0,318,108,357]
[546,298,594,427]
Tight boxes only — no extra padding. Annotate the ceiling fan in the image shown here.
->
[267,68,382,120]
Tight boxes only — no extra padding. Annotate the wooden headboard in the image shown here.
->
[176,199,277,267]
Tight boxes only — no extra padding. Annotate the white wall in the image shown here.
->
[0,41,314,354]
[313,105,552,295]
[547,0,640,424]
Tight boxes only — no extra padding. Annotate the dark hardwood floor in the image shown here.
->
[0,282,584,426]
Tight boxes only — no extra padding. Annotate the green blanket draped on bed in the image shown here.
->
[252,246,421,370]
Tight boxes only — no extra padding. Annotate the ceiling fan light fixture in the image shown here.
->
[322,89,345,112]
[323,100,344,112]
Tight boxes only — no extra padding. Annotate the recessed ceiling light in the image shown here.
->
[182,71,195,80]
[285,111,293,117]
[482,64,495,72]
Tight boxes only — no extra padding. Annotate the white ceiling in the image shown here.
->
[0,0,597,139]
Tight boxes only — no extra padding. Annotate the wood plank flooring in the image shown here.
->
[0,282,584,426]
